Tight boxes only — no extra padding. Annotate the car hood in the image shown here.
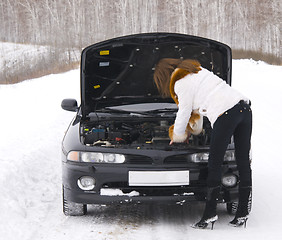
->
[80,33,232,117]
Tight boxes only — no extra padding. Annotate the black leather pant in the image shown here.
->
[207,101,252,188]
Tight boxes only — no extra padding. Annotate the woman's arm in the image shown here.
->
[171,84,193,142]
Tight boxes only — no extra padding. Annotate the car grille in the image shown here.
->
[126,155,153,164]
[125,154,192,164]
[164,154,189,164]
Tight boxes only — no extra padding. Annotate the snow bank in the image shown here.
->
[0,60,281,240]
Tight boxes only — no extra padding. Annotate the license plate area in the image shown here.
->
[128,170,189,186]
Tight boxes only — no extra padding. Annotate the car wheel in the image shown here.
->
[63,187,87,216]
[226,191,252,215]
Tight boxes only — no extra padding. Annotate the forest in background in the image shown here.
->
[0,0,281,83]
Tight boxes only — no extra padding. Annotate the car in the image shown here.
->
[61,32,251,216]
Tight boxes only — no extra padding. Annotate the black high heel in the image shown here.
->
[229,216,248,228]
[192,215,218,230]
[192,186,220,230]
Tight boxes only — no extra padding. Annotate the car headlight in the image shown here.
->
[189,152,209,163]
[67,151,125,163]
[189,150,236,163]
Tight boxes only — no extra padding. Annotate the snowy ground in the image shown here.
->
[0,42,80,69]
[0,60,281,240]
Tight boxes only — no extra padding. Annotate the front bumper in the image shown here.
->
[62,160,239,205]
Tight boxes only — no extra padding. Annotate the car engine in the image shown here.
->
[82,117,212,148]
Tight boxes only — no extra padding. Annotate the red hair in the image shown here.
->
[153,58,201,97]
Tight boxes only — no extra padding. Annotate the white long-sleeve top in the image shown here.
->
[173,68,249,139]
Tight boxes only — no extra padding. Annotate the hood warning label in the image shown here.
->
[100,50,110,55]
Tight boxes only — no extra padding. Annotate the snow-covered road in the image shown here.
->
[0,60,282,240]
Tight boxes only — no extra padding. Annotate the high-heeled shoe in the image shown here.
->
[229,215,248,228]
[192,186,220,230]
[192,215,218,230]
[229,185,251,228]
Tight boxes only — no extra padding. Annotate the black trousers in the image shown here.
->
[207,101,252,188]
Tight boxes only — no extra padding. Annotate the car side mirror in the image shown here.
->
[61,99,78,112]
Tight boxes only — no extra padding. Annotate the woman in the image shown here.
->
[154,58,252,229]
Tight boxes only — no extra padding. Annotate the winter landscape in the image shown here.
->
[1,0,281,239]
[0,57,281,240]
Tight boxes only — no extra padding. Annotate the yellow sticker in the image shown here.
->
[94,85,101,89]
[100,50,110,55]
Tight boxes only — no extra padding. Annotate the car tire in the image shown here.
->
[226,191,252,215]
[226,201,238,215]
[63,187,87,216]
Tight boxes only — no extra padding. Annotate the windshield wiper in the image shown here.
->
[146,108,177,114]
[103,107,155,116]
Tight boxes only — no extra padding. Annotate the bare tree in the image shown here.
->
[0,0,280,83]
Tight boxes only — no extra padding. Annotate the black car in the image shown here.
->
[61,33,250,216]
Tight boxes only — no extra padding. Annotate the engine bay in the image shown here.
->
[82,117,212,148]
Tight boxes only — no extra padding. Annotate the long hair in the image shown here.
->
[153,58,202,97]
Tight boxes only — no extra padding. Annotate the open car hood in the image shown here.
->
[80,33,232,117]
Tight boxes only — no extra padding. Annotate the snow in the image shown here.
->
[0,42,51,69]
[0,60,282,240]
[0,42,80,69]
[100,189,140,197]
[0,42,80,84]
